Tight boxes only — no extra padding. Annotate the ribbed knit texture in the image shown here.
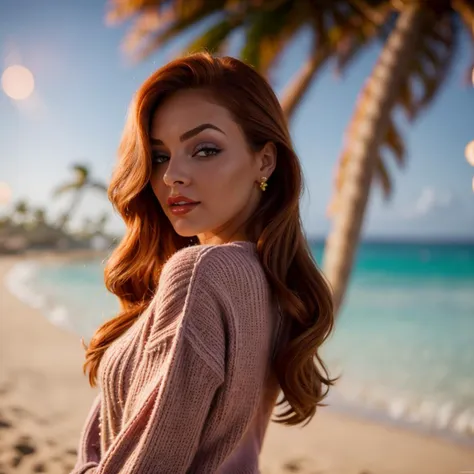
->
[71,241,285,474]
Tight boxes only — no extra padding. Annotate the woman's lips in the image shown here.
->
[169,202,200,216]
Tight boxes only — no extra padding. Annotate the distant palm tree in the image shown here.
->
[323,0,474,312]
[81,216,95,237]
[81,212,109,237]
[54,164,108,231]
[106,0,391,117]
[31,207,49,228]
[13,199,29,225]
[95,212,110,235]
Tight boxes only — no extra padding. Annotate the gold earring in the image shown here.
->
[259,177,268,191]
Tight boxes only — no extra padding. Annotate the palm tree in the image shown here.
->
[53,164,108,231]
[106,0,391,117]
[13,199,29,225]
[95,212,110,235]
[323,0,474,312]
[80,212,109,238]
[32,207,47,227]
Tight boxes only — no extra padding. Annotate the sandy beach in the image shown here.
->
[0,254,473,474]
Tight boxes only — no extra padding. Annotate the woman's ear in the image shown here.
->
[258,142,277,178]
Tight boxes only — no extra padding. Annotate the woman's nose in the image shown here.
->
[162,158,191,188]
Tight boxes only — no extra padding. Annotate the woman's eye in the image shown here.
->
[151,153,169,165]
[194,147,221,158]
[151,146,220,165]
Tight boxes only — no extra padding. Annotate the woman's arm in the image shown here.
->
[70,246,229,473]
[71,392,101,474]
[70,331,223,474]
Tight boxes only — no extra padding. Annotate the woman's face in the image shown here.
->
[149,88,275,245]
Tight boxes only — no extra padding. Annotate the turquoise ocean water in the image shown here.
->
[5,241,474,446]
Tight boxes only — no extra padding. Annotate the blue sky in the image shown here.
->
[1,0,473,240]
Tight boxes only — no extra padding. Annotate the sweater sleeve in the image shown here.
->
[71,392,101,474]
[70,246,227,474]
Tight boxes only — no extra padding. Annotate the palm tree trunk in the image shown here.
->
[58,189,84,230]
[322,4,427,314]
[280,50,329,119]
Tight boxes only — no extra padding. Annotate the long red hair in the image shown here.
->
[83,52,338,426]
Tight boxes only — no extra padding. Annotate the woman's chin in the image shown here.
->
[171,223,200,239]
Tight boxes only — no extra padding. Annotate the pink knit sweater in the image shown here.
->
[71,241,285,474]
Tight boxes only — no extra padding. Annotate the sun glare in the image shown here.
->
[0,182,12,206]
[1,65,35,100]
[466,141,474,167]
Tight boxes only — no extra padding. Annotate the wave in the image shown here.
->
[327,380,474,447]
[4,260,74,332]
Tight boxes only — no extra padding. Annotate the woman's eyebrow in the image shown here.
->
[150,123,226,146]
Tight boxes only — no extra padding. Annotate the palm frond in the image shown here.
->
[14,200,28,214]
[329,4,462,217]
[255,25,303,77]
[120,6,174,54]
[452,0,473,84]
[383,118,405,167]
[421,42,444,74]
[453,0,474,26]
[240,1,300,74]
[374,155,392,199]
[329,91,397,208]
[328,56,399,213]
[89,181,109,193]
[173,0,213,19]
[53,182,80,197]
[106,0,168,24]
[413,13,456,108]
[350,0,392,26]
[124,1,227,60]
[72,164,89,176]
[280,49,331,117]
[330,2,393,76]
[72,165,89,187]
[389,11,456,122]
[397,76,418,121]
[181,13,243,55]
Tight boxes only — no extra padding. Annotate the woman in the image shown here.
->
[72,52,337,474]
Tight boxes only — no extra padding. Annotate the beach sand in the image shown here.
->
[0,254,473,474]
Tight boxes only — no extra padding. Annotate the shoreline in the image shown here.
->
[7,251,474,450]
[0,254,100,474]
[1,253,473,473]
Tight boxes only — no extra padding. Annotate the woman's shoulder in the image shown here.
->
[145,242,263,360]
[159,241,262,291]
[147,242,266,338]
